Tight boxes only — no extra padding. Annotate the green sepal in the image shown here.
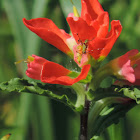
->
[68,71,92,84]
[0,78,85,113]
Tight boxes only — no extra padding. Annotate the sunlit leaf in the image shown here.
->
[0,78,84,112]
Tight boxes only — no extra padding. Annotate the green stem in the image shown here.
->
[71,83,86,109]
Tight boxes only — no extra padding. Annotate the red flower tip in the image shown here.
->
[67,15,97,43]
[88,20,122,60]
[26,55,48,80]
[110,50,140,84]
[41,62,90,85]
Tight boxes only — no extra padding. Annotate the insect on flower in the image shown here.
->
[76,33,95,55]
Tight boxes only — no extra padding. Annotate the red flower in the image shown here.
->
[23,0,122,67]
[108,49,140,84]
[23,18,73,56]
[26,55,90,85]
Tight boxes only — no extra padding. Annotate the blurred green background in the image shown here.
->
[0,0,140,140]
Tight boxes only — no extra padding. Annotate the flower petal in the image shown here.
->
[23,18,72,55]
[81,0,104,20]
[26,55,48,80]
[120,60,135,83]
[95,12,109,38]
[81,0,109,38]
[88,20,122,59]
[108,50,139,83]
[67,14,97,42]
[41,62,90,85]
[118,49,138,68]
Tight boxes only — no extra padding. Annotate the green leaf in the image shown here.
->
[68,71,92,84]
[3,0,28,54]
[88,98,136,140]
[87,85,140,104]
[88,85,140,139]
[0,78,84,112]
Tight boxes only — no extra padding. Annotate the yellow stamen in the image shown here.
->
[77,45,83,54]
[15,56,34,64]
[27,56,34,63]
[73,6,80,17]
[70,0,80,17]
[76,45,84,63]
[14,59,26,64]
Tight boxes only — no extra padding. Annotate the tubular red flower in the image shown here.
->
[23,18,73,55]
[26,55,48,80]
[26,55,91,85]
[118,54,140,86]
[109,49,140,83]
[88,20,122,60]
[41,62,90,85]
[67,0,122,66]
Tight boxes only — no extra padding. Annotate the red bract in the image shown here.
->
[23,18,73,56]
[26,55,90,86]
[23,0,122,67]
[109,49,140,84]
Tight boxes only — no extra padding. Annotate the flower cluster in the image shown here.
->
[23,0,140,86]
